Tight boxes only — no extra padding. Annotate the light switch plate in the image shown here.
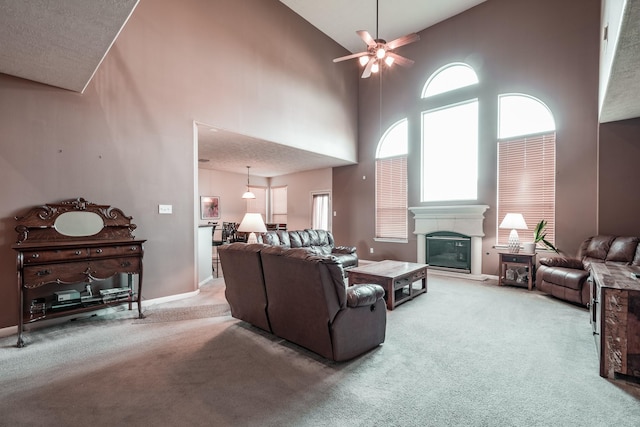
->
[158,204,172,214]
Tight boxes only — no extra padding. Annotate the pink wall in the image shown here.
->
[333,0,601,272]
[0,0,358,329]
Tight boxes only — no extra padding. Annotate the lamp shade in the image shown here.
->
[237,213,267,233]
[237,213,267,244]
[499,213,528,230]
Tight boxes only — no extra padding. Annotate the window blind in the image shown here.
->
[376,156,408,239]
[497,133,556,245]
[270,186,287,224]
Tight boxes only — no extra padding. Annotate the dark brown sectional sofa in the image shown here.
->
[536,235,640,306]
[218,243,386,362]
[257,229,359,272]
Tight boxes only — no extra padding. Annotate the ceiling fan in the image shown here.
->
[333,0,420,78]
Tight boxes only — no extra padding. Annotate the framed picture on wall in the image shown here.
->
[200,196,220,220]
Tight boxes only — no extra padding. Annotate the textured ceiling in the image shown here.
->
[599,0,640,123]
[0,0,138,92]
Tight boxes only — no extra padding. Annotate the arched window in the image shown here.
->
[422,63,479,202]
[497,94,557,248]
[375,119,408,240]
[422,63,479,98]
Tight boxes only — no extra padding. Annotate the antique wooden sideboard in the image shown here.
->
[589,263,640,382]
[11,198,146,347]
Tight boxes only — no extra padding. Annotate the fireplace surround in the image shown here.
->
[409,205,489,277]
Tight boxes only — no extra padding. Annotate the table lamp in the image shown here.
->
[237,213,267,244]
[499,213,528,253]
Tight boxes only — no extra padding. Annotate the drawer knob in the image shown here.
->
[130,246,137,251]
[36,269,51,277]
[121,261,132,267]
[95,249,103,254]
[31,253,39,259]
[75,250,82,255]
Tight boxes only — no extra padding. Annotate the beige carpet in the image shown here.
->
[1,275,639,426]
[132,304,230,324]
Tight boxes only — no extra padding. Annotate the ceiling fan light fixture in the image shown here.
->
[331,0,419,78]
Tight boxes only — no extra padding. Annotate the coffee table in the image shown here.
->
[347,260,428,310]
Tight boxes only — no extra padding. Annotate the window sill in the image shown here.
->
[374,238,409,244]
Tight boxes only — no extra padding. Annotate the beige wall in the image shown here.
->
[270,168,332,232]
[198,167,331,234]
[333,0,602,273]
[0,0,358,329]
[198,169,269,230]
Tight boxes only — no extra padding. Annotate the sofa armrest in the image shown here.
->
[539,257,584,269]
[333,246,357,254]
[346,284,385,308]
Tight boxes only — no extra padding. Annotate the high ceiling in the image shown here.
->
[0,0,139,93]
[278,0,487,54]
[1,1,639,177]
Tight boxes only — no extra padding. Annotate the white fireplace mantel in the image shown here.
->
[409,205,489,276]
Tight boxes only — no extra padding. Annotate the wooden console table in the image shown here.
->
[348,260,428,310]
[589,263,640,382]
[12,198,145,347]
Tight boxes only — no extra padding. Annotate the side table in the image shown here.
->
[498,252,536,291]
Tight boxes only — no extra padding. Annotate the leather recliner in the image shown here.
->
[536,235,640,306]
[218,243,386,361]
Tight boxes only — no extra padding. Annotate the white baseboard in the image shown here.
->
[141,289,201,308]
[0,325,18,339]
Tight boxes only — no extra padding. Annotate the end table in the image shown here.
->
[498,252,536,291]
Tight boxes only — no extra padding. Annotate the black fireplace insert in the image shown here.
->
[426,231,471,273]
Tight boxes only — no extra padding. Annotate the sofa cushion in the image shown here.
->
[583,235,616,260]
[605,236,639,264]
[539,257,584,269]
[261,231,282,246]
[288,230,303,248]
[537,265,590,291]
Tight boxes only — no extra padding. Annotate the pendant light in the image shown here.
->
[242,166,256,199]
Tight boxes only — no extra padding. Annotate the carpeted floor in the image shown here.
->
[0,274,638,426]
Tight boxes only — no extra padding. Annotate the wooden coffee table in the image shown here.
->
[347,260,428,310]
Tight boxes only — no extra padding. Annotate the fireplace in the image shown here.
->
[426,232,471,273]
[409,205,489,277]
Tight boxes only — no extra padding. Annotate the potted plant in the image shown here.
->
[532,219,559,253]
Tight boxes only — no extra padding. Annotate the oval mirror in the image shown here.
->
[54,211,104,237]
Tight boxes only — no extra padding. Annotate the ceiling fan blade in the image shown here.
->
[361,57,375,78]
[387,52,414,67]
[386,33,420,50]
[333,51,369,63]
[356,30,377,48]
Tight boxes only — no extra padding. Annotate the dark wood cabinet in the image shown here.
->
[11,198,145,347]
[590,263,640,382]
